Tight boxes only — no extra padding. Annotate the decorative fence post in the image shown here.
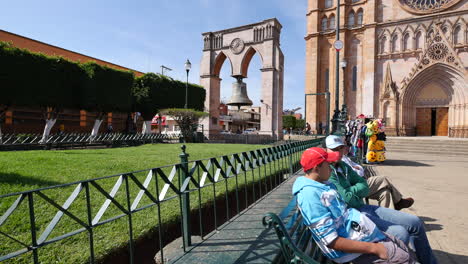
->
[180,145,191,249]
[288,139,294,176]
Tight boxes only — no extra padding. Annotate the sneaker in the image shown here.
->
[395,198,414,210]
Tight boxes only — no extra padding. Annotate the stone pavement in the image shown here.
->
[166,174,298,264]
[164,150,468,264]
[376,151,468,264]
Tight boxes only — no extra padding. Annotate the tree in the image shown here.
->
[295,119,306,130]
[133,73,206,134]
[81,62,134,138]
[160,109,207,142]
[282,115,296,129]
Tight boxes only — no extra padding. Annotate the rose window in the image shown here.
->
[398,0,462,14]
[427,43,449,60]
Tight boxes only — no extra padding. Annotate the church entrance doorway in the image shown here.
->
[416,107,448,136]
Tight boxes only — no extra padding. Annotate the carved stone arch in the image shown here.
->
[200,18,284,138]
[240,46,264,78]
[213,51,234,77]
[397,25,468,137]
[399,63,467,136]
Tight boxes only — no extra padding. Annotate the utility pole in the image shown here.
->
[160,65,172,76]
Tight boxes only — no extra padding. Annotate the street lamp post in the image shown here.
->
[184,59,191,109]
[331,0,348,135]
[340,59,348,129]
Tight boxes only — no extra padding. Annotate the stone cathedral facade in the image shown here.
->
[305,0,468,137]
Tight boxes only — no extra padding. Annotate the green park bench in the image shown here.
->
[262,198,338,264]
[262,165,378,264]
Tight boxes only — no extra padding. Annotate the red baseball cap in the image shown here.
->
[300,147,341,171]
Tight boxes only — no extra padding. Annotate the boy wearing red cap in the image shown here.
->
[292,147,415,263]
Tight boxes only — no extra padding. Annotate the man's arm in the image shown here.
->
[329,163,368,208]
[328,237,387,259]
[344,162,369,198]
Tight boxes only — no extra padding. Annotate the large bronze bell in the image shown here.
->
[227,77,253,109]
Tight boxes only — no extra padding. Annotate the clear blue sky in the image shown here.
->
[1,0,307,114]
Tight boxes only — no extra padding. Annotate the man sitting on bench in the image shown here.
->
[325,135,438,264]
[327,136,414,210]
[293,147,416,263]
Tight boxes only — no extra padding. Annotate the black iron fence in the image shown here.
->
[0,138,322,263]
[0,132,180,150]
[208,134,276,145]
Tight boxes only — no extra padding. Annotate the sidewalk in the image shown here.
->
[377,151,468,264]
[166,174,298,264]
[164,150,468,264]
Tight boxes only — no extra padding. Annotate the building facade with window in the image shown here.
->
[305,0,468,137]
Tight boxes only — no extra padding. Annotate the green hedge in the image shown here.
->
[1,42,205,116]
[133,73,206,119]
[81,62,134,113]
[283,115,296,129]
[0,42,84,109]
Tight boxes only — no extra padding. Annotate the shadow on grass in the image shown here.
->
[380,159,432,167]
[0,173,62,189]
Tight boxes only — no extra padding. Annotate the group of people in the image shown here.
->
[293,135,437,264]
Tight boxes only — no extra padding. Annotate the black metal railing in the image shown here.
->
[0,138,322,263]
[208,134,275,144]
[0,132,180,150]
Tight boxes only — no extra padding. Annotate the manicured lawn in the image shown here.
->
[0,143,292,263]
[0,143,266,196]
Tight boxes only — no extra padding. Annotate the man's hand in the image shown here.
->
[372,243,388,260]
[328,237,388,260]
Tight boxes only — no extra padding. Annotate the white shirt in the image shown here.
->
[342,155,365,177]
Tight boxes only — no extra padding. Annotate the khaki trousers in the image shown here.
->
[367,176,403,209]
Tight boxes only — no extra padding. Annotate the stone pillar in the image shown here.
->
[200,76,222,137]
[362,0,377,117]
[305,0,320,131]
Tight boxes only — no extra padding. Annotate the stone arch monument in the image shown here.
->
[199,18,284,138]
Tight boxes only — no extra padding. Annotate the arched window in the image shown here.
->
[321,17,328,31]
[325,0,333,9]
[352,66,357,91]
[454,25,462,44]
[329,15,336,30]
[391,35,398,53]
[380,36,387,53]
[442,26,449,38]
[427,29,435,39]
[348,11,355,28]
[403,33,410,51]
[356,9,363,26]
[415,31,422,49]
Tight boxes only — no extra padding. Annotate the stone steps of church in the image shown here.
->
[384,137,468,155]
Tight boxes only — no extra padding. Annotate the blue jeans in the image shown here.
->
[359,205,438,264]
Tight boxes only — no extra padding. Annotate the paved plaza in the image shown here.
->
[378,151,468,264]
[167,149,468,263]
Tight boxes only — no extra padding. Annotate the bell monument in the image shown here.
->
[199,18,284,139]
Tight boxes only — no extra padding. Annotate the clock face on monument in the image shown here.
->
[230,38,245,54]
[398,0,462,14]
